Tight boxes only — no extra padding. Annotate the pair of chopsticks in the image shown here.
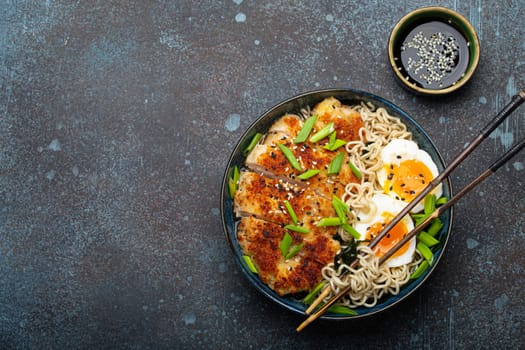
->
[297,89,525,332]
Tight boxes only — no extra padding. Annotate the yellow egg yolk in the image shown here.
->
[366,212,410,259]
[383,159,433,202]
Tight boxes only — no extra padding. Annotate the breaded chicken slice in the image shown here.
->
[234,171,337,225]
[237,216,340,296]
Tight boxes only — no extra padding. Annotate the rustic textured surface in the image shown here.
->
[1,1,524,349]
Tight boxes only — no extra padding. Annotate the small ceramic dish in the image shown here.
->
[388,6,480,95]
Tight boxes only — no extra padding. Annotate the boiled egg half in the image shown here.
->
[377,139,442,213]
[353,193,416,268]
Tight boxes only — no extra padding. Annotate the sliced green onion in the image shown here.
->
[348,161,362,180]
[310,122,335,143]
[285,243,303,259]
[243,255,258,274]
[436,196,448,206]
[297,169,321,180]
[327,152,345,175]
[284,200,298,224]
[417,231,440,247]
[410,260,429,279]
[228,166,240,198]
[327,304,358,315]
[228,179,236,198]
[417,241,434,265]
[294,115,318,144]
[277,143,303,171]
[324,131,347,151]
[342,223,361,239]
[284,224,309,234]
[328,131,337,148]
[411,213,427,220]
[303,281,326,304]
[279,232,293,257]
[424,194,436,214]
[413,213,431,227]
[426,218,443,237]
[244,132,263,155]
[324,139,347,151]
[317,217,343,227]
[332,195,349,224]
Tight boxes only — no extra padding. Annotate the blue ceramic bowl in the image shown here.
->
[220,88,453,319]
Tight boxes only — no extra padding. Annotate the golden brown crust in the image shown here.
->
[234,97,362,296]
[237,217,340,296]
[234,171,336,225]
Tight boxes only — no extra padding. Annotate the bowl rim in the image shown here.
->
[388,6,480,95]
[220,88,454,319]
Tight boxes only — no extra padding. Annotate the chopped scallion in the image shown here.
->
[303,281,326,304]
[280,232,303,259]
[297,169,321,180]
[324,139,347,151]
[417,241,434,265]
[411,211,431,226]
[279,232,293,256]
[228,166,240,198]
[284,224,309,234]
[293,115,318,143]
[277,143,303,171]
[327,152,345,175]
[243,255,258,274]
[410,260,429,279]
[417,231,440,247]
[284,200,298,224]
[332,195,349,224]
[285,243,303,259]
[328,131,337,148]
[436,196,448,206]
[310,122,335,143]
[327,304,358,315]
[349,161,362,180]
[426,218,443,237]
[424,194,436,214]
[244,132,263,155]
[317,217,343,227]
[342,223,361,239]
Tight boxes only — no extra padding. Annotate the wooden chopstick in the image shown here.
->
[297,89,525,332]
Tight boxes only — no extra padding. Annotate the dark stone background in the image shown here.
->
[1,1,524,349]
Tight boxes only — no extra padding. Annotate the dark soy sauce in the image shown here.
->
[394,19,470,90]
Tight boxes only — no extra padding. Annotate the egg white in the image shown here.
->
[354,193,416,268]
[377,138,442,213]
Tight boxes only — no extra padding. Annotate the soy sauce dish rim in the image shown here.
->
[220,88,454,320]
[388,6,480,96]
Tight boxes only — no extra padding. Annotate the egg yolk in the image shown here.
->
[366,212,410,259]
[383,159,433,202]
